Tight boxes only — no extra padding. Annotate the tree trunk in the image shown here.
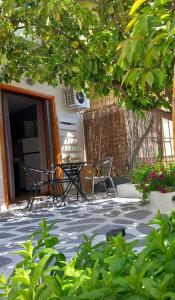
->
[129,115,154,169]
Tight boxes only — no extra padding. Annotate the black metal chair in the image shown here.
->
[24,167,61,210]
[24,162,88,210]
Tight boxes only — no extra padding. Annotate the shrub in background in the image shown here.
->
[131,162,175,203]
[1,212,175,299]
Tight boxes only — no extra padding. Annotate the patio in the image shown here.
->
[0,194,155,278]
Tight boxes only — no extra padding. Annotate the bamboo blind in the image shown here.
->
[83,104,163,176]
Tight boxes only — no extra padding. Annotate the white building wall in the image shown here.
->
[162,119,174,158]
[0,80,85,210]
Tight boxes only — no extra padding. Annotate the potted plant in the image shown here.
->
[132,162,175,212]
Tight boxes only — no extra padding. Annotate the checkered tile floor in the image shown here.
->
[0,195,155,278]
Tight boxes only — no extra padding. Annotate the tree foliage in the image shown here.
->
[0,0,126,90]
[119,0,174,118]
[0,0,174,118]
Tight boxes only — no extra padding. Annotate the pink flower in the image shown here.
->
[150,171,158,179]
[141,183,147,191]
[146,175,150,182]
[157,186,165,193]
[159,173,165,180]
[143,185,147,191]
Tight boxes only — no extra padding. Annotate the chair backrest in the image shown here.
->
[98,157,113,177]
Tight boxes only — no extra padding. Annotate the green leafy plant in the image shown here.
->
[2,212,175,299]
[131,162,175,203]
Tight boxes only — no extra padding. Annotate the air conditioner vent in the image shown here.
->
[64,88,90,110]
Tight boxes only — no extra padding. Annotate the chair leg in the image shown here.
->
[29,197,35,211]
[102,179,108,197]
[58,194,66,207]
[27,185,35,210]
[29,188,37,211]
[53,183,58,205]
[77,181,80,201]
[27,198,30,210]
[27,185,32,209]
[109,177,117,198]
[91,178,95,200]
[59,183,66,206]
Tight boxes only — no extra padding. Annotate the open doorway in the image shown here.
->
[3,92,48,204]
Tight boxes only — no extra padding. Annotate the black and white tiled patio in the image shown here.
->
[0,196,155,278]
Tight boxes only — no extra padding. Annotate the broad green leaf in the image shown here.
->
[77,287,109,299]
[72,66,80,73]
[152,68,166,87]
[78,1,97,10]
[121,69,132,85]
[140,72,147,90]
[164,292,175,300]
[125,16,138,32]
[126,39,138,64]
[160,274,173,288]
[112,276,133,292]
[129,0,146,15]
[116,41,123,51]
[133,15,148,34]
[12,269,30,287]
[125,296,148,300]
[77,19,82,30]
[148,33,167,49]
[92,11,100,22]
[44,236,59,248]
[109,257,127,275]
[146,71,154,87]
[142,277,160,298]
[31,254,52,289]
[126,69,138,85]
[0,273,7,285]
[38,248,60,259]
[15,240,33,259]
[37,277,59,300]
[0,55,7,65]
[108,6,114,14]
[144,47,155,67]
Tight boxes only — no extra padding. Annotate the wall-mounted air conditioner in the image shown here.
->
[64,88,90,110]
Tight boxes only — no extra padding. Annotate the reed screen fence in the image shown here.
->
[83,104,172,176]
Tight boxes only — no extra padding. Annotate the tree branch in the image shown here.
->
[129,115,155,169]
[53,28,87,52]
[151,108,172,121]
[111,81,127,97]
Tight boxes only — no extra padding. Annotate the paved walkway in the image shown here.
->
[0,196,154,278]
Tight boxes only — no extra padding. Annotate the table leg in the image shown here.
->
[70,179,88,201]
[58,182,73,206]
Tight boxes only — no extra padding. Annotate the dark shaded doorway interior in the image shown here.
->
[3,92,48,204]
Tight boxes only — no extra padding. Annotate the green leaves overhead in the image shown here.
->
[0,0,173,116]
[118,0,174,115]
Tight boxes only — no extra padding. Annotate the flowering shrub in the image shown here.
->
[132,162,175,202]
